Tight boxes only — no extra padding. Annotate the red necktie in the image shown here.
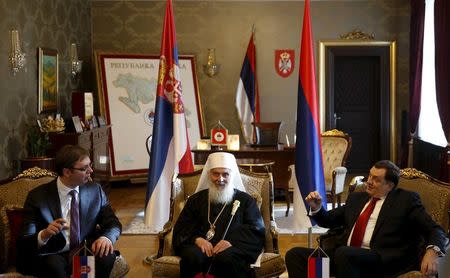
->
[69,190,80,249]
[350,197,380,247]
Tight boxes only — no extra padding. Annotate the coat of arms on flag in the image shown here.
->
[275,49,295,78]
[211,121,228,146]
[72,243,95,278]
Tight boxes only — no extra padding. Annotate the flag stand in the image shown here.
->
[72,240,95,277]
[307,244,330,278]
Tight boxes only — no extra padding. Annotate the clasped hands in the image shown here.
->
[41,218,114,257]
[195,237,231,257]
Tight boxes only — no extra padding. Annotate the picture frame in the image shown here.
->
[95,52,205,177]
[72,116,83,133]
[97,116,106,127]
[38,48,58,114]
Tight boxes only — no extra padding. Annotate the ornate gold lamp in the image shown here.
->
[203,48,220,77]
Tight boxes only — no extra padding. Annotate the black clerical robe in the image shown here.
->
[173,189,265,277]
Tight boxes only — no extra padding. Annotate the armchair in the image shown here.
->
[325,168,450,278]
[151,168,286,278]
[288,129,351,209]
[321,129,352,208]
[0,167,129,278]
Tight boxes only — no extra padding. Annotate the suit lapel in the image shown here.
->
[47,180,62,220]
[371,189,396,242]
[349,194,371,226]
[79,185,88,239]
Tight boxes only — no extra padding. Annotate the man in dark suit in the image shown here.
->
[285,160,448,278]
[17,145,122,278]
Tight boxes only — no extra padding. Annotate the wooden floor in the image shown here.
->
[109,182,320,278]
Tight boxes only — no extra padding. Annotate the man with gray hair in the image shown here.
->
[173,152,265,278]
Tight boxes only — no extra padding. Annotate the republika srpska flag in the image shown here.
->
[235,30,260,144]
[293,0,327,230]
[144,0,194,232]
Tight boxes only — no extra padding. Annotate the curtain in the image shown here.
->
[434,0,450,141]
[405,0,426,167]
[409,0,426,135]
[434,0,450,182]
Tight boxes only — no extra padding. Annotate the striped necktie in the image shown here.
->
[69,190,80,249]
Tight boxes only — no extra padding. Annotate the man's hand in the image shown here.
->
[195,237,214,257]
[305,191,322,211]
[41,218,67,242]
[91,237,114,258]
[213,240,232,254]
[421,248,439,277]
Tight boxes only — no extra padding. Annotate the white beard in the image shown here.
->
[209,181,235,204]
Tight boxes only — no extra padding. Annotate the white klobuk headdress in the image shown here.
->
[195,152,246,193]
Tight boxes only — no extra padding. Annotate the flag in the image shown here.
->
[293,0,327,229]
[73,255,95,278]
[144,0,194,232]
[235,30,260,144]
[308,257,330,278]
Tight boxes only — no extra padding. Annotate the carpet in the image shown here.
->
[122,205,328,235]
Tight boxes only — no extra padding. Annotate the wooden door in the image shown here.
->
[319,42,396,174]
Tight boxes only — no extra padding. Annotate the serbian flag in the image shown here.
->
[293,0,327,229]
[235,30,260,144]
[144,0,194,232]
[73,256,95,278]
[308,257,330,278]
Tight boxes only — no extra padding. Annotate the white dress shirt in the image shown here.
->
[346,196,386,249]
[37,177,79,252]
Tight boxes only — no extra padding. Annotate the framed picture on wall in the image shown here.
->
[38,48,58,114]
[95,52,205,177]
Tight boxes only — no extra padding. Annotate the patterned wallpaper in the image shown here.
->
[0,0,410,180]
[91,0,410,153]
[0,0,92,179]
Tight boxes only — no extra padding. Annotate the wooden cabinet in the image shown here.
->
[48,126,111,190]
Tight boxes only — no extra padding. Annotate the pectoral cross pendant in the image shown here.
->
[206,225,215,241]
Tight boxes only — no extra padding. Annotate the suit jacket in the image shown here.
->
[313,188,448,277]
[17,179,121,270]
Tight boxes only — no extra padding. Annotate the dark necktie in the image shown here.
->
[69,190,80,249]
[350,197,380,247]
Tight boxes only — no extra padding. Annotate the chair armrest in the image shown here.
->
[156,221,174,258]
[333,166,347,174]
[269,224,280,254]
[332,167,347,194]
[318,226,345,251]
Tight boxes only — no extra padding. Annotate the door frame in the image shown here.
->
[318,40,397,163]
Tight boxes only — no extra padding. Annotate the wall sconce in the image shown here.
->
[9,30,26,75]
[70,43,82,78]
[203,48,220,77]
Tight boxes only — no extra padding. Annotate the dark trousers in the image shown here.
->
[285,246,383,278]
[34,251,116,278]
[179,245,253,278]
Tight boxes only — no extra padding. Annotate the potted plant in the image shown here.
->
[20,124,54,171]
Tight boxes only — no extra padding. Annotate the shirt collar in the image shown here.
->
[57,177,79,196]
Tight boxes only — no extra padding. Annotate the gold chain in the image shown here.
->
[207,194,228,230]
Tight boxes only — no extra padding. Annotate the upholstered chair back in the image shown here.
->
[321,130,351,191]
[0,168,56,273]
[152,167,286,278]
[161,168,276,256]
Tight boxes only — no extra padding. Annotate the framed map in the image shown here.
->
[95,53,205,177]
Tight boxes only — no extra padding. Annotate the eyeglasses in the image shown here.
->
[71,163,93,172]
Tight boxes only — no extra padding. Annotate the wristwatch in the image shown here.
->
[426,245,444,257]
